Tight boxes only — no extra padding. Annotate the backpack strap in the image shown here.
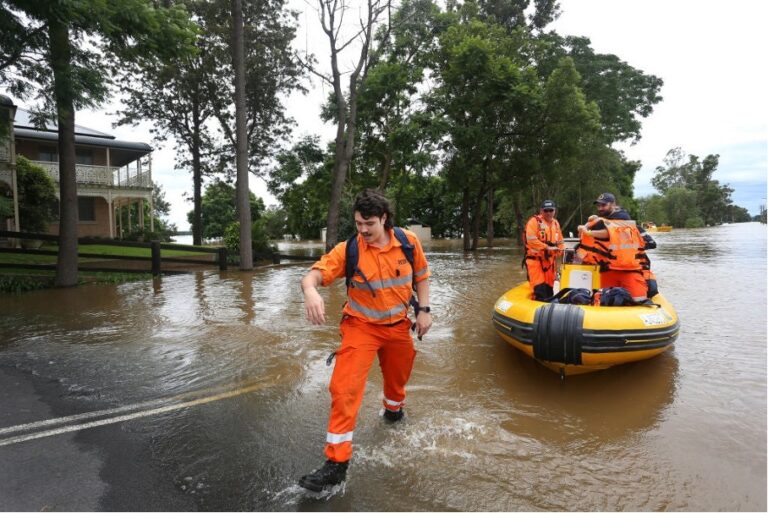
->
[540,287,575,303]
[344,234,376,297]
[393,227,420,311]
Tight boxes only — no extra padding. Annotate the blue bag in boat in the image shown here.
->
[599,287,632,306]
[549,288,592,305]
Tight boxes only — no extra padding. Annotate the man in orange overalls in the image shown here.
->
[298,189,432,492]
[524,199,564,300]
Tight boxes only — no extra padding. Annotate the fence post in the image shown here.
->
[151,241,161,276]
[218,247,228,270]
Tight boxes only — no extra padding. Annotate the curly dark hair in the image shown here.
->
[353,188,394,229]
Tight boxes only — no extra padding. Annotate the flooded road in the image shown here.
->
[0,223,765,511]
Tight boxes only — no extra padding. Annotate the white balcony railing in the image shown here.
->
[32,160,151,188]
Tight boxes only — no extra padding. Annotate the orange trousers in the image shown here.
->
[324,316,416,463]
[600,270,648,300]
[526,256,557,299]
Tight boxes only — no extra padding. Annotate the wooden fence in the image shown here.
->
[0,230,327,276]
[0,230,227,276]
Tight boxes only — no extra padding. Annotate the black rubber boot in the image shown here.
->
[298,460,348,492]
[383,408,404,422]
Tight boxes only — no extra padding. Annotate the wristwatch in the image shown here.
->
[417,306,431,313]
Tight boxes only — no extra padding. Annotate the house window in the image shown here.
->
[78,197,96,222]
[76,149,94,165]
[39,146,58,162]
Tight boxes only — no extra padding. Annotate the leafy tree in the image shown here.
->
[0,195,12,220]
[187,178,264,239]
[724,204,751,223]
[117,0,300,248]
[16,155,56,233]
[651,147,740,226]
[636,194,668,225]
[262,205,287,239]
[266,136,332,239]
[2,0,195,286]
[662,187,700,228]
[223,219,274,261]
[534,34,663,145]
[303,0,392,250]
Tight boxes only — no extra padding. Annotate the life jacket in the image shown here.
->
[577,218,644,271]
[524,215,562,267]
[602,219,644,271]
[345,227,420,314]
[575,218,611,265]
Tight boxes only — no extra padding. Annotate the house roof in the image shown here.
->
[13,108,152,154]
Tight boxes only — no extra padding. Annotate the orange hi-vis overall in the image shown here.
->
[311,229,430,462]
[524,215,564,295]
[577,218,648,299]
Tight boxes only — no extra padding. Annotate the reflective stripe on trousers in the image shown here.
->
[324,316,416,463]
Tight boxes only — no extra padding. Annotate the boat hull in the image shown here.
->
[493,283,679,375]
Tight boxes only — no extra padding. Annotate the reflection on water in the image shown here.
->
[0,223,765,511]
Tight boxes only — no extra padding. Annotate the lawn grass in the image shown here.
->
[0,270,152,293]
[0,242,214,293]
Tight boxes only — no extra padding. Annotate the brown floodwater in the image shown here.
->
[0,222,765,511]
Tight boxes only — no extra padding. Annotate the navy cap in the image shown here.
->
[540,199,556,210]
[594,192,616,205]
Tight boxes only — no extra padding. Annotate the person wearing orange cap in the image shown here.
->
[298,189,432,492]
[524,199,565,300]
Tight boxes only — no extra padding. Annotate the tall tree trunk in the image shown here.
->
[50,18,78,287]
[486,187,494,248]
[232,0,252,269]
[471,189,483,251]
[326,124,348,251]
[192,125,203,246]
[514,190,524,248]
[461,187,470,251]
[377,151,392,190]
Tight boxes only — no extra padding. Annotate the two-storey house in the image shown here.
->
[1,93,154,239]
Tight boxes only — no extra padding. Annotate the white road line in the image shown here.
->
[0,382,268,448]
[0,380,265,436]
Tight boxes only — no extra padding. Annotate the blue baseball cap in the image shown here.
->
[594,192,616,205]
[540,199,556,209]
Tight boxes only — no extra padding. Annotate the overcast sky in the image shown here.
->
[67,0,768,229]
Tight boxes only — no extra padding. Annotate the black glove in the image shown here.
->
[643,234,657,250]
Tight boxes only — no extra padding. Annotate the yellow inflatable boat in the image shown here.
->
[493,262,679,376]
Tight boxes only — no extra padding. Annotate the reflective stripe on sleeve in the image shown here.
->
[414,267,428,278]
[326,431,354,444]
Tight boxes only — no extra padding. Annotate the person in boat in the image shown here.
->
[298,188,432,492]
[524,199,565,300]
[576,192,656,302]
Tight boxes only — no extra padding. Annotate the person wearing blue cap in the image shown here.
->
[577,192,656,302]
[524,199,564,300]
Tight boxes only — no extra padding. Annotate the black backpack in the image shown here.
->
[599,287,632,306]
[545,288,593,305]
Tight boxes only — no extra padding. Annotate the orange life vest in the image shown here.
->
[577,218,645,271]
[525,215,563,261]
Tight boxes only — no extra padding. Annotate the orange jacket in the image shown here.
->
[312,228,430,325]
[578,218,644,271]
[525,215,564,261]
